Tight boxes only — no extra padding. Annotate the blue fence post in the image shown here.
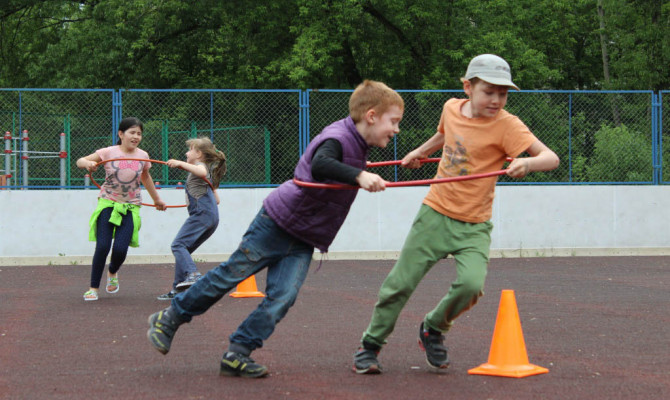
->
[568,93,573,183]
[300,90,310,156]
[660,91,665,183]
[305,90,310,154]
[112,90,116,143]
[298,90,304,155]
[652,92,661,184]
[112,90,123,145]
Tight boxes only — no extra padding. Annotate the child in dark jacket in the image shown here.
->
[147,80,405,378]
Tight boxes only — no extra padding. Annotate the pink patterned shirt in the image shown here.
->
[95,146,152,205]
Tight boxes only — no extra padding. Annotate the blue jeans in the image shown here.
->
[171,207,314,352]
[170,189,219,288]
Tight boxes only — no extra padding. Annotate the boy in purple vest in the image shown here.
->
[147,80,404,378]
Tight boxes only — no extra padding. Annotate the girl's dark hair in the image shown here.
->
[116,117,144,145]
[185,137,227,187]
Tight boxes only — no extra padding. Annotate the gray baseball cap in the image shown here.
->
[464,54,520,91]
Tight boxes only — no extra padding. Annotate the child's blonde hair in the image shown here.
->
[185,137,227,187]
[349,80,404,123]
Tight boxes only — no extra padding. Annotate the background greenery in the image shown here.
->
[1,1,667,188]
[1,0,668,91]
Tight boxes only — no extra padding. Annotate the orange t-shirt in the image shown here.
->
[423,98,537,223]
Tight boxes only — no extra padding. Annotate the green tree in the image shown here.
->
[586,123,653,182]
[598,0,670,91]
[1,0,668,90]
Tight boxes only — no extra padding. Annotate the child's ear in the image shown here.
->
[462,79,472,97]
[365,108,376,124]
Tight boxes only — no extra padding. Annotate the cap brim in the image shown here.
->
[479,77,520,91]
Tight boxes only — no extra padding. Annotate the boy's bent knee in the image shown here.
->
[457,276,486,299]
[171,241,186,252]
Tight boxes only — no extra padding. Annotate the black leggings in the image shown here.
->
[90,207,134,288]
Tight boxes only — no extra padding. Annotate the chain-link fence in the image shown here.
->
[662,91,669,184]
[0,89,115,188]
[0,88,663,189]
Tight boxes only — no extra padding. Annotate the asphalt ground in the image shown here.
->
[1,256,668,399]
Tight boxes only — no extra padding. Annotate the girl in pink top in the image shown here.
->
[76,117,166,301]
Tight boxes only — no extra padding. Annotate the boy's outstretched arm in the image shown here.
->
[311,139,386,192]
[401,132,444,169]
[506,140,560,179]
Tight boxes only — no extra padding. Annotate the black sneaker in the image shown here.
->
[418,322,449,369]
[157,290,178,301]
[175,272,202,292]
[220,351,268,378]
[147,308,182,355]
[353,347,382,374]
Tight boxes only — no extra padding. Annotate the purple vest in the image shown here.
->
[263,117,369,252]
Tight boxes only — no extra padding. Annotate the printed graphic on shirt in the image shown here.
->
[101,159,145,203]
[439,134,471,177]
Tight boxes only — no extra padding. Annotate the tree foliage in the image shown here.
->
[1,0,668,90]
[585,123,653,181]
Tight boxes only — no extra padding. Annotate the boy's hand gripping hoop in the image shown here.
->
[293,158,513,190]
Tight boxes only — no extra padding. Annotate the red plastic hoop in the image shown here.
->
[293,157,512,190]
[88,158,215,208]
[366,157,441,168]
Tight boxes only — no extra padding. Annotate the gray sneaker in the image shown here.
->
[353,347,382,374]
[418,322,449,369]
[220,351,268,378]
[147,307,182,355]
[175,272,202,292]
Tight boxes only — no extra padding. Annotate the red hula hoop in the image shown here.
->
[89,158,215,208]
[366,157,441,168]
[293,157,512,190]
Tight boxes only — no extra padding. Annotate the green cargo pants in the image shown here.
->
[362,204,492,347]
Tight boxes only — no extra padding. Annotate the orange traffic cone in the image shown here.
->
[229,275,265,298]
[468,290,549,378]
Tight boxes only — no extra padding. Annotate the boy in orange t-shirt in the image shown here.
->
[353,54,560,374]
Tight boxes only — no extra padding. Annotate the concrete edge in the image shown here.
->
[2,247,670,266]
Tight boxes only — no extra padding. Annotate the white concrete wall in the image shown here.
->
[1,186,669,265]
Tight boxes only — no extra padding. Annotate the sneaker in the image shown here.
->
[106,276,119,294]
[353,347,382,374]
[157,290,178,301]
[220,351,268,378]
[175,272,202,292]
[418,322,449,369]
[147,308,182,355]
[83,290,98,301]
